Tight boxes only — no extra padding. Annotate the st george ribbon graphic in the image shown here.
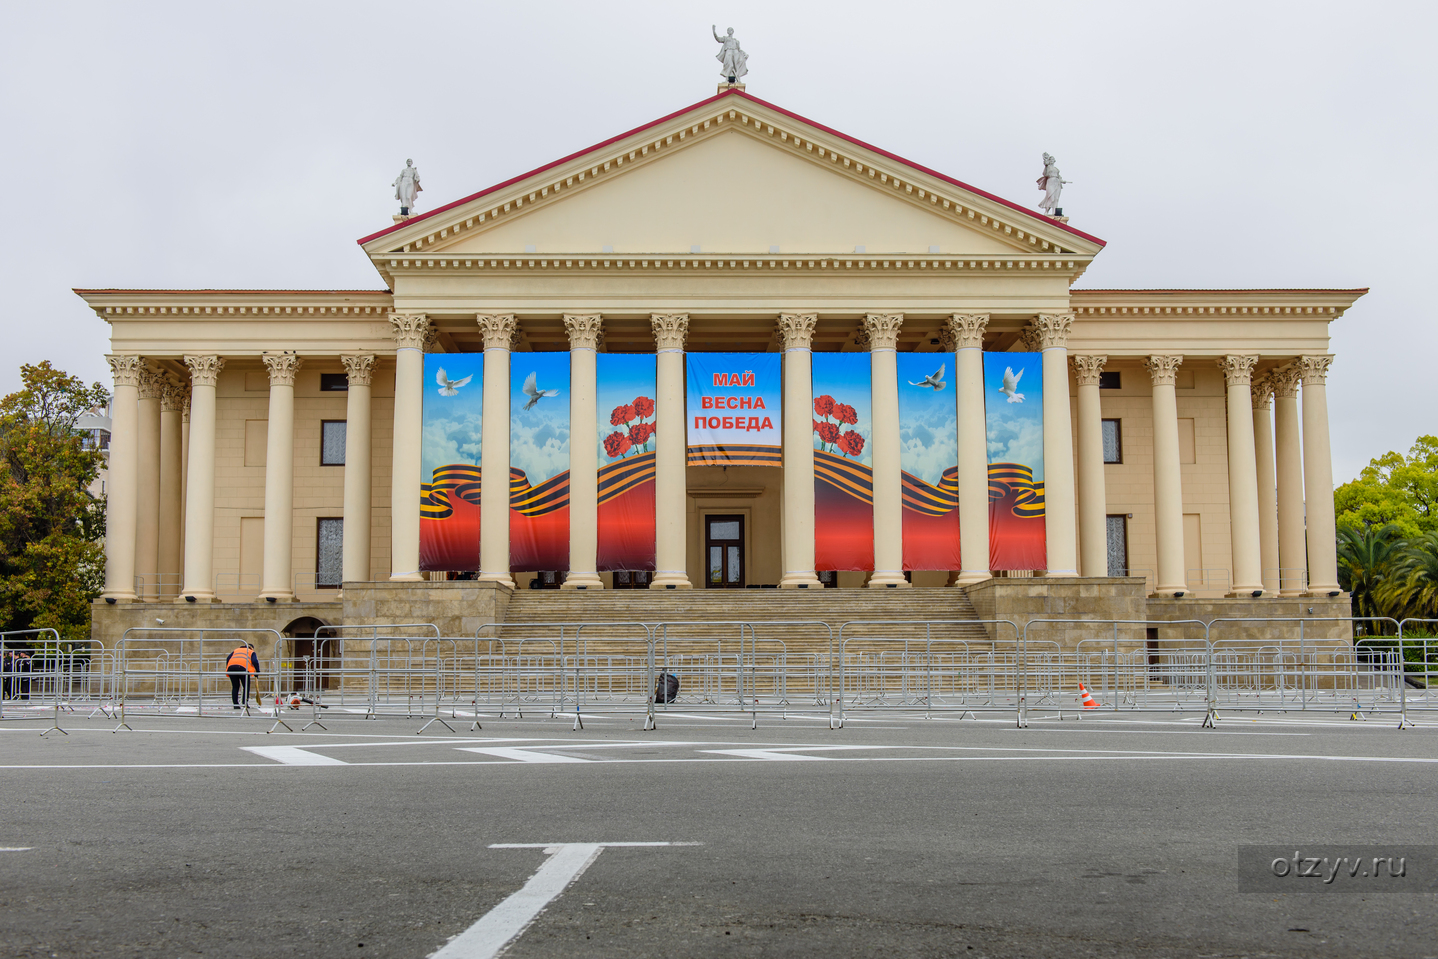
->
[897,352,961,571]
[420,354,484,572]
[982,351,1047,570]
[811,353,873,570]
[685,353,782,467]
[596,353,657,571]
[510,352,571,571]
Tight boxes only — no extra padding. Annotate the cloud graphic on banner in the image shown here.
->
[899,404,958,486]
[511,415,570,485]
[987,418,1045,480]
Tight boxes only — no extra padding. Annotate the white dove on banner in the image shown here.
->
[999,366,1025,404]
[435,368,473,396]
[908,362,946,391]
[521,371,560,411]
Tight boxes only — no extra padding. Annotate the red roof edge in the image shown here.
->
[356,88,1106,249]
[74,288,392,296]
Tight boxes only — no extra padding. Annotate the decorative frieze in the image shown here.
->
[476,313,517,351]
[563,313,604,351]
[778,313,818,351]
[262,352,303,386]
[863,313,904,350]
[183,355,225,387]
[389,312,433,351]
[946,312,989,350]
[651,313,689,351]
[1218,354,1259,388]
[106,354,143,388]
[1070,354,1108,387]
[1032,313,1074,350]
[341,353,377,387]
[1144,354,1184,387]
[1299,354,1333,386]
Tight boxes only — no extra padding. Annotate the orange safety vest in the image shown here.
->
[226,647,257,673]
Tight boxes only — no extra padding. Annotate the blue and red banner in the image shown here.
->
[685,353,781,466]
[509,352,570,572]
[812,353,873,571]
[897,352,961,571]
[420,354,484,572]
[983,352,1046,571]
[597,353,657,572]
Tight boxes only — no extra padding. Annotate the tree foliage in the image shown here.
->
[0,362,109,646]
[1335,436,1438,538]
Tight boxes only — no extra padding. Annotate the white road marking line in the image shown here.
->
[429,842,698,959]
[242,746,349,765]
[457,747,594,763]
[700,746,881,761]
[0,847,34,851]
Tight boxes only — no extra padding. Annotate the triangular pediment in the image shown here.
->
[361,91,1103,266]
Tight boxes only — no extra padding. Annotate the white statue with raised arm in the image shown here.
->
[713,26,748,82]
[1037,153,1070,216]
[393,159,422,215]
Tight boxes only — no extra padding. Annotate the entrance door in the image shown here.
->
[705,515,745,588]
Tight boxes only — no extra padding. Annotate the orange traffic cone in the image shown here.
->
[1078,682,1100,710]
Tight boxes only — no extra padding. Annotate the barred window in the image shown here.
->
[1101,419,1122,464]
[321,420,347,466]
[316,518,343,587]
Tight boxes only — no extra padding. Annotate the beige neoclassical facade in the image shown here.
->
[80,87,1363,640]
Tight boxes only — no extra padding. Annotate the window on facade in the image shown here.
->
[1098,371,1121,390]
[1101,419,1122,464]
[321,420,347,465]
[319,373,349,392]
[1105,515,1129,577]
[316,518,343,587]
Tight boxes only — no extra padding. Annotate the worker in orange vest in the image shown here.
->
[226,642,259,709]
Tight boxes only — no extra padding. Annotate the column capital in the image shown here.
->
[475,313,517,350]
[341,353,377,387]
[852,321,871,351]
[563,313,604,350]
[863,312,904,350]
[1144,354,1184,386]
[946,312,989,349]
[1070,354,1108,386]
[1218,354,1259,387]
[1032,313,1074,350]
[1271,364,1302,399]
[160,379,187,413]
[778,312,818,350]
[106,354,144,388]
[389,312,433,350]
[137,366,166,401]
[651,312,689,350]
[262,352,303,386]
[1299,354,1333,386]
[183,355,225,388]
[1250,373,1274,411]
[181,390,191,423]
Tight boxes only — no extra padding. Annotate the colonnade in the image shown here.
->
[98,316,1341,603]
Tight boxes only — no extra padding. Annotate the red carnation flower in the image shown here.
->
[603,431,632,459]
[834,403,858,426]
[611,404,636,426]
[631,396,655,419]
[816,421,841,446]
[628,423,649,446]
[838,430,865,458]
[814,395,836,418]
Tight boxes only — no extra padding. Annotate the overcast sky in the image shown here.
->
[2,1,1431,481]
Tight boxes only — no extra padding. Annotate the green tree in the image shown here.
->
[0,362,109,646]
[1336,435,1438,537]
[1379,530,1438,624]
[1336,523,1405,624]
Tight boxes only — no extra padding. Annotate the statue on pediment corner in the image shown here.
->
[1037,153,1070,217]
[393,159,422,216]
[713,26,748,83]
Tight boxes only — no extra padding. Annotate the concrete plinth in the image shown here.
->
[341,580,514,638]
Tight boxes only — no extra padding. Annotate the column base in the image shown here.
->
[867,571,911,589]
[478,572,516,588]
[257,592,295,603]
[562,573,604,590]
[101,592,138,604]
[1226,587,1272,598]
[1304,587,1346,598]
[779,571,822,589]
[951,570,992,587]
[649,572,692,590]
[179,590,218,604]
[1041,569,1079,578]
[389,572,424,582]
[1150,587,1189,599]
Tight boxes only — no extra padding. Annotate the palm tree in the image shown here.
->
[1336,523,1405,625]
[1381,530,1438,624]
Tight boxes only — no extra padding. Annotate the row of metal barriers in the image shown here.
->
[2,618,1434,735]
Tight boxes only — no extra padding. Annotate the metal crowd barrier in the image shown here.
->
[1,628,71,735]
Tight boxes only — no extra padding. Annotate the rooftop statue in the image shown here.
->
[393,159,422,216]
[1037,153,1070,217]
[713,26,748,83]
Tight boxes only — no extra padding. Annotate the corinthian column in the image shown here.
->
[1272,365,1306,595]
[135,368,163,601]
[158,380,185,600]
[181,355,224,601]
[1251,375,1280,595]
[341,354,376,584]
[477,313,516,587]
[1034,314,1077,576]
[1220,355,1265,595]
[258,353,301,601]
[866,312,909,588]
[650,313,692,589]
[779,313,821,588]
[1071,354,1109,577]
[103,355,142,602]
[1146,355,1187,597]
[1300,355,1341,595]
[388,313,430,582]
[950,313,991,585]
[563,314,604,590]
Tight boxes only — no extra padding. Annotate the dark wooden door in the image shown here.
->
[705,515,745,588]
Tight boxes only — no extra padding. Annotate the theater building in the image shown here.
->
[81,86,1364,644]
